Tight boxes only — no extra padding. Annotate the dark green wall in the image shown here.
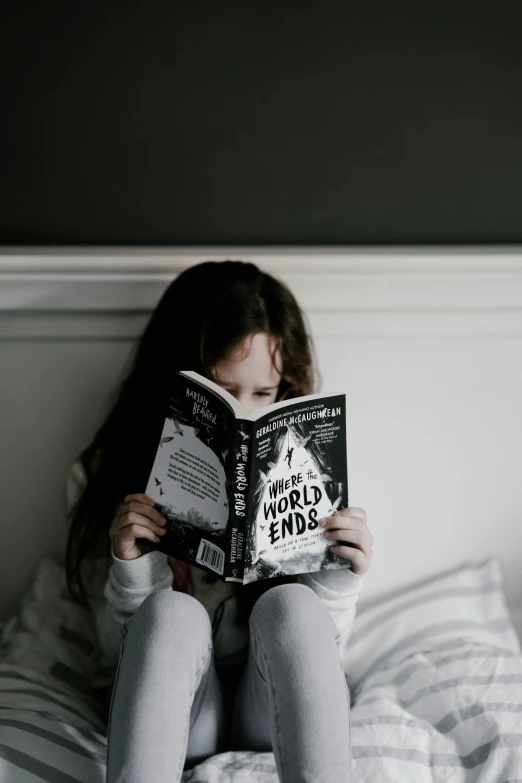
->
[2,2,522,245]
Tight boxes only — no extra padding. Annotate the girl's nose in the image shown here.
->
[237,396,254,414]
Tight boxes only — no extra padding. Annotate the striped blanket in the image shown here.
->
[0,558,521,782]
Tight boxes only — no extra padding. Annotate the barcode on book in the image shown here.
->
[196,540,225,575]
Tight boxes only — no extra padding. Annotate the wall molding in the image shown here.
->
[2,246,522,339]
[3,245,522,274]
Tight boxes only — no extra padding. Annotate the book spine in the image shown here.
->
[224,419,253,582]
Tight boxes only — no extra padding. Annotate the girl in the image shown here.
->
[65,260,374,783]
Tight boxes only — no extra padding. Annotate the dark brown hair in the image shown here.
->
[65,260,320,622]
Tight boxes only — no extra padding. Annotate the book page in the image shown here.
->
[145,372,237,575]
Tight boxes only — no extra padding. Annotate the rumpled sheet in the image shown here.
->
[1,636,521,782]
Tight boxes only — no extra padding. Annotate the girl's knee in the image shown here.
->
[130,589,212,647]
[250,582,325,633]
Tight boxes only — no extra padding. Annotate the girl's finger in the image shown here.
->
[323,526,363,546]
[344,507,367,523]
[335,507,367,524]
[323,527,372,555]
[112,513,166,538]
[320,515,374,549]
[112,523,163,545]
[329,544,370,575]
[119,501,166,528]
[320,514,368,533]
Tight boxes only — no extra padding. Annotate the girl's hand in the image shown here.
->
[110,493,167,560]
[320,507,373,576]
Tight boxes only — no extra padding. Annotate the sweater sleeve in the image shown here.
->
[65,459,174,669]
[297,566,363,652]
[96,547,173,667]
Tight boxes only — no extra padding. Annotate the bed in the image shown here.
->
[1,554,520,782]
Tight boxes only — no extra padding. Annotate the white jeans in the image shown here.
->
[106,582,352,783]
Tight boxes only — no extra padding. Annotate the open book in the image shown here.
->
[144,370,352,584]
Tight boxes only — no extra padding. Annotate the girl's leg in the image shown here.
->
[230,582,352,783]
[106,590,227,783]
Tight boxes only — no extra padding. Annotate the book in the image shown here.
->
[144,370,352,584]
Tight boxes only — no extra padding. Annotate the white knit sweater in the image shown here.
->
[66,459,364,673]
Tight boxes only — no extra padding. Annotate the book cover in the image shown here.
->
[243,394,351,584]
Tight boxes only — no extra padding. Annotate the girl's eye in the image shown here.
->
[255,391,270,397]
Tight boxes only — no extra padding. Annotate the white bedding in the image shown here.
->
[0,557,521,782]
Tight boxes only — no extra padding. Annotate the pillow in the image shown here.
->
[343,557,521,692]
[0,556,113,720]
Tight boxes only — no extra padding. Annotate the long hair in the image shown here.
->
[65,260,321,623]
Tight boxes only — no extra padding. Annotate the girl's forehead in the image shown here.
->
[214,333,282,384]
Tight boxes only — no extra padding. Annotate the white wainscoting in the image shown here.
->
[1,247,522,641]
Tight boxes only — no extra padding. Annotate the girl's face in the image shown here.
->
[212,332,282,416]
